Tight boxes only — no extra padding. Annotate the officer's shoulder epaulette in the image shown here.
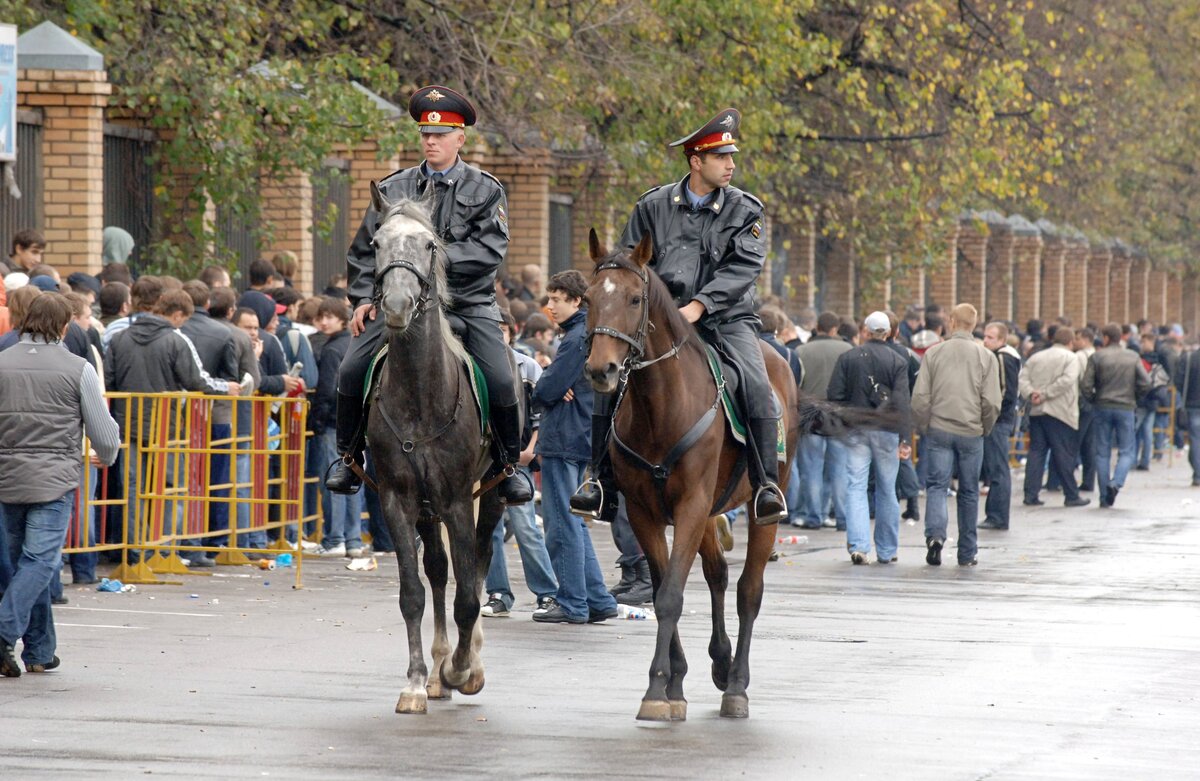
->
[730,188,764,213]
[378,166,420,185]
[477,169,505,190]
[637,184,669,202]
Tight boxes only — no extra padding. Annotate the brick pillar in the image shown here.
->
[1166,271,1184,328]
[926,224,959,307]
[1128,256,1149,323]
[1007,219,1042,327]
[476,149,551,277]
[857,252,891,315]
[1108,246,1131,325]
[1148,266,1167,324]
[983,220,1015,321]
[16,68,111,276]
[1087,243,1113,325]
[891,256,924,311]
[1038,235,1067,323]
[820,232,856,318]
[784,215,817,311]
[259,173,314,293]
[1061,239,1090,327]
[346,141,402,246]
[1182,272,1200,338]
[956,219,987,311]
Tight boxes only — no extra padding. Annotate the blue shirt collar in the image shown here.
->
[422,157,464,184]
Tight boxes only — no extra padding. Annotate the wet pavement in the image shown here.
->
[3,459,1199,779]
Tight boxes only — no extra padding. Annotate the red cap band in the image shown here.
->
[419,110,465,128]
[688,130,737,153]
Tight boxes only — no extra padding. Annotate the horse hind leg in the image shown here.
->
[417,516,452,701]
[720,516,774,719]
[457,491,503,696]
[699,522,733,693]
[390,503,429,714]
[439,502,482,693]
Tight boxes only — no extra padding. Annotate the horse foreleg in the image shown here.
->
[391,509,429,715]
[458,493,504,696]
[721,516,774,719]
[417,516,452,701]
[699,521,733,693]
[440,502,482,693]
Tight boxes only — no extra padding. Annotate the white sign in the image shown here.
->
[0,24,16,162]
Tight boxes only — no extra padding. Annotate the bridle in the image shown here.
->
[373,240,440,321]
[588,260,686,376]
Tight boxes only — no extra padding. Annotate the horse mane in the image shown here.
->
[600,250,704,359]
[378,197,468,365]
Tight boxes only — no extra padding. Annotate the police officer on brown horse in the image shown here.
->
[324,85,531,505]
[571,108,787,525]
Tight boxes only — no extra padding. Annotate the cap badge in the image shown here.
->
[721,132,733,141]
[427,89,445,102]
[428,111,442,123]
[720,114,734,128]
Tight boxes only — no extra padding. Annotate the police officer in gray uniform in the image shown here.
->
[324,85,531,505]
[571,108,787,525]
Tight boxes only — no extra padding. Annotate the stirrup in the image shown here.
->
[570,478,604,520]
[751,483,787,526]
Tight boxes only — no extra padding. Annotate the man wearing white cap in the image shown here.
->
[825,312,910,564]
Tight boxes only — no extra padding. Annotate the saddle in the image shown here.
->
[702,342,786,463]
[363,344,489,434]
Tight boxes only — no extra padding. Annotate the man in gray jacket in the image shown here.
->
[1081,323,1151,508]
[911,303,1001,566]
[1019,327,1089,508]
[792,311,852,528]
[0,294,120,677]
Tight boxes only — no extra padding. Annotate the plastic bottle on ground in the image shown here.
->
[617,604,649,620]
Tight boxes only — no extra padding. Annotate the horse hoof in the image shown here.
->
[458,670,485,696]
[396,691,428,714]
[426,678,452,700]
[720,693,749,719]
[439,658,470,691]
[669,700,687,721]
[711,666,729,692]
[636,699,673,722]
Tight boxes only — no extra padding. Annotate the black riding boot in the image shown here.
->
[748,417,787,525]
[616,559,653,606]
[570,413,620,522]
[490,403,533,505]
[325,392,366,495]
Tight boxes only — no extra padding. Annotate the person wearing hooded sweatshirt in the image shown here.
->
[101,227,135,267]
[105,290,239,565]
[237,290,294,397]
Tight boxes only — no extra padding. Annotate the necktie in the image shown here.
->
[430,174,450,233]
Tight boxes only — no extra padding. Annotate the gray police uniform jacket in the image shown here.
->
[620,175,767,324]
[345,159,509,320]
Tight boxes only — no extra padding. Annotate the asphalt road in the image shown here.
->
[3,460,1199,780]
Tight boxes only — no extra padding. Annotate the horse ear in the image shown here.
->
[588,228,606,264]
[370,181,390,214]
[631,233,654,268]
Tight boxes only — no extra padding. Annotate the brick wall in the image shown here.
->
[1148,267,1167,323]
[1128,257,1149,324]
[1087,244,1112,325]
[16,68,111,276]
[857,252,891,315]
[783,215,817,313]
[1010,232,1043,326]
[821,233,856,318]
[983,220,1015,320]
[956,220,987,311]
[259,172,314,294]
[1166,271,1184,327]
[1108,247,1131,324]
[1061,240,1090,326]
[926,224,959,307]
[1038,236,1067,323]
[1181,273,1200,338]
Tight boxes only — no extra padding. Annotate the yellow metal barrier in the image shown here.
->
[67,391,311,587]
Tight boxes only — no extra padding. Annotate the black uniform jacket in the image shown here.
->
[345,159,509,319]
[619,174,767,324]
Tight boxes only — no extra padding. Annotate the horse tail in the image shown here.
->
[794,392,907,439]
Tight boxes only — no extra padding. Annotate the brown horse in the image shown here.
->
[583,231,800,721]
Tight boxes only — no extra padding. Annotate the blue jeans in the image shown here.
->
[235,453,268,549]
[208,423,232,544]
[1092,407,1136,495]
[318,430,362,548]
[485,466,557,610]
[1188,410,1200,481]
[1134,407,1156,469]
[923,428,983,564]
[795,435,847,528]
[0,491,73,665]
[982,418,1014,528]
[843,431,900,560]
[540,457,618,620]
[69,465,100,582]
[361,453,394,552]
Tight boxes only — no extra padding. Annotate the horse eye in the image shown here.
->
[630,296,642,306]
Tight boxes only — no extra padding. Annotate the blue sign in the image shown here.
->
[0,24,15,162]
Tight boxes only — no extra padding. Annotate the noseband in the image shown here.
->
[373,240,439,320]
[588,260,685,373]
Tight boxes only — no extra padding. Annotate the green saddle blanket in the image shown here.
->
[704,345,786,462]
[364,344,489,432]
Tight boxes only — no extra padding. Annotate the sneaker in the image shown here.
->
[481,594,509,617]
[0,643,19,678]
[588,605,619,624]
[876,556,898,564]
[312,542,346,557]
[184,553,215,568]
[346,546,370,559]
[925,537,943,567]
[958,558,978,567]
[849,551,869,565]
[532,604,586,624]
[299,539,321,552]
[534,596,557,614]
[26,655,60,673]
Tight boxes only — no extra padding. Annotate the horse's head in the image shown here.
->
[584,229,654,393]
[370,181,444,332]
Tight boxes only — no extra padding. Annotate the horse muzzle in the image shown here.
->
[588,362,620,393]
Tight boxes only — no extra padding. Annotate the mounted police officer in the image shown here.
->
[324,85,532,505]
[571,108,787,525]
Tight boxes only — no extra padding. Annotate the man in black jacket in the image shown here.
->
[826,312,909,564]
[980,321,1021,530]
[572,108,787,525]
[324,85,529,505]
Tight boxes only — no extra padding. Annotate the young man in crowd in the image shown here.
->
[980,321,1022,531]
[1081,324,1151,508]
[6,229,45,274]
[531,271,618,625]
[1019,327,1089,509]
[792,311,852,529]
